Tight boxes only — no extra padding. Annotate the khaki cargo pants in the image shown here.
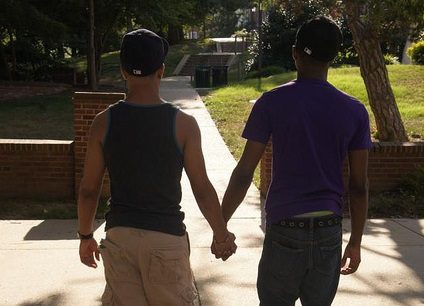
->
[99,227,198,306]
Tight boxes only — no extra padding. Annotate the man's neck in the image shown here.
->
[125,83,162,105]
[296,70,328,82]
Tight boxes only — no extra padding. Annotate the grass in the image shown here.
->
[203,64,424,189]
[0,40,210,140]
[0,91,74,140]
[0,199,108,219]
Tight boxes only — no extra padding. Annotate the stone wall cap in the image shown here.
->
[73,92,125,100]
[0,139,73,145]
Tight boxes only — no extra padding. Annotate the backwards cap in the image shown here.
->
[120,29,169,77]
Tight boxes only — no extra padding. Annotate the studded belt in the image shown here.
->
[278,215,342,229]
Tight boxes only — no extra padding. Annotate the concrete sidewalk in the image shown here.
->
[0,76,423,306]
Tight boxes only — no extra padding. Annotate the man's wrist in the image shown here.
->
[213,228,231,244]
[77,231,94,240]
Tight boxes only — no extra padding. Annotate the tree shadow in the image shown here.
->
[23,219,104,240]
[19,293,64,306]
[339,218,424,305]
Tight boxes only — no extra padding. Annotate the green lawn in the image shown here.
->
[203,64,424,187]
[0,91,74,140]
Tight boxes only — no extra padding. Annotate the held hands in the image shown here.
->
[211,231,237,261]
[79,238,100,268]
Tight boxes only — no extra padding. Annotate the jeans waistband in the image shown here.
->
[277,214,342,229]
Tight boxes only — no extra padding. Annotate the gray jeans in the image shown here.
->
[257,222,342,306]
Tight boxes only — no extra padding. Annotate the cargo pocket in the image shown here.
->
[181,282,198,306]
[149,248,188,284]
[99,238,131,280]
[100,283,114,306]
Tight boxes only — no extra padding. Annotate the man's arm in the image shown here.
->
[341,149,369,275]
[222,140,267,223]
[178,112,233,248]
[77,112,107,268]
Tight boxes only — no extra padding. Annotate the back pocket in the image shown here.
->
[148,248,189,285]
[271,241,306,279]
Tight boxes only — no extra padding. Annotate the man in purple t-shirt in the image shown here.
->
[221,16,372,305]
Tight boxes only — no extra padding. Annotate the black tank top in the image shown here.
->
[103,100,185,236]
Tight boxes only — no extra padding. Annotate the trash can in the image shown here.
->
[212,65,228,87]
[195,65,211,88]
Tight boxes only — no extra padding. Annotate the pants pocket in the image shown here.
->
[101,283,114,306]
[99,238,132,280]
[148,248,197,305]
[271,240,306,279]
[149,248,188,284]
[316,243,342,276]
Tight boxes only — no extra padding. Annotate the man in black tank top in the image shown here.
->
[77,29,236,306]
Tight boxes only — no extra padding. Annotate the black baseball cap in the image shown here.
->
[120,29,169,77]
[295,16,342,62]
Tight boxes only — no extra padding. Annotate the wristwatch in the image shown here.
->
[77,231,93,240]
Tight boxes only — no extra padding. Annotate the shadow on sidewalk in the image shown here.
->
[23,219,104,240]
[19,293,64,306]
[340,218,424,305]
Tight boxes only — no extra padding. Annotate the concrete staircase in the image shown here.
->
[173,53,238,76]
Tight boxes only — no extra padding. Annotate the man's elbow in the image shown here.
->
[349,178,369,197]
[233,165,254,188]
[78,184,99,201]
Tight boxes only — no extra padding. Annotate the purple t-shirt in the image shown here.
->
[243,78,372,224]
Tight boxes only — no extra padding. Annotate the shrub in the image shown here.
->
[407,41,424,64]
[245,65,287,79]
[383,53,400,65]
[333,47,359,66]
[369,166,424,218]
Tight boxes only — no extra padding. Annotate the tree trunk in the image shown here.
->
[88,0,97,90]
[167,24,183,45]
[345,1,408,141]
[7,30,17,80]
[0,42,11,80]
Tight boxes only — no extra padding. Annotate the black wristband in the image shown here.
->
[77,231,93,240]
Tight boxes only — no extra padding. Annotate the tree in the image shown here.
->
[344,1,407,141]
[0,0,67,80]
[88,0,96,90]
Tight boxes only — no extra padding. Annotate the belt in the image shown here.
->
[278,215,342,229]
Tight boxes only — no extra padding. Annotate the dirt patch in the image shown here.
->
[0,82,71,101]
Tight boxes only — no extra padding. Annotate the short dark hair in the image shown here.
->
[295,16,342,62]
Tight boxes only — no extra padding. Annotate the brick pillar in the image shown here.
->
[73,92,125,199]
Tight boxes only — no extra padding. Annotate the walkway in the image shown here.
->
[0,76,423,305]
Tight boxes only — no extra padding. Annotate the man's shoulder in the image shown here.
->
[265,80,297,96]
[332,88,367,113]
[255,80,297,106]
[175,109,198,131]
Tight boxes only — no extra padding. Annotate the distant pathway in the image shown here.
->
[160,76,264,306]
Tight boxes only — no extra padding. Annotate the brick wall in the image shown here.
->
[73,92,125,199]
[260,141,424,198]
[0,139,74,199]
